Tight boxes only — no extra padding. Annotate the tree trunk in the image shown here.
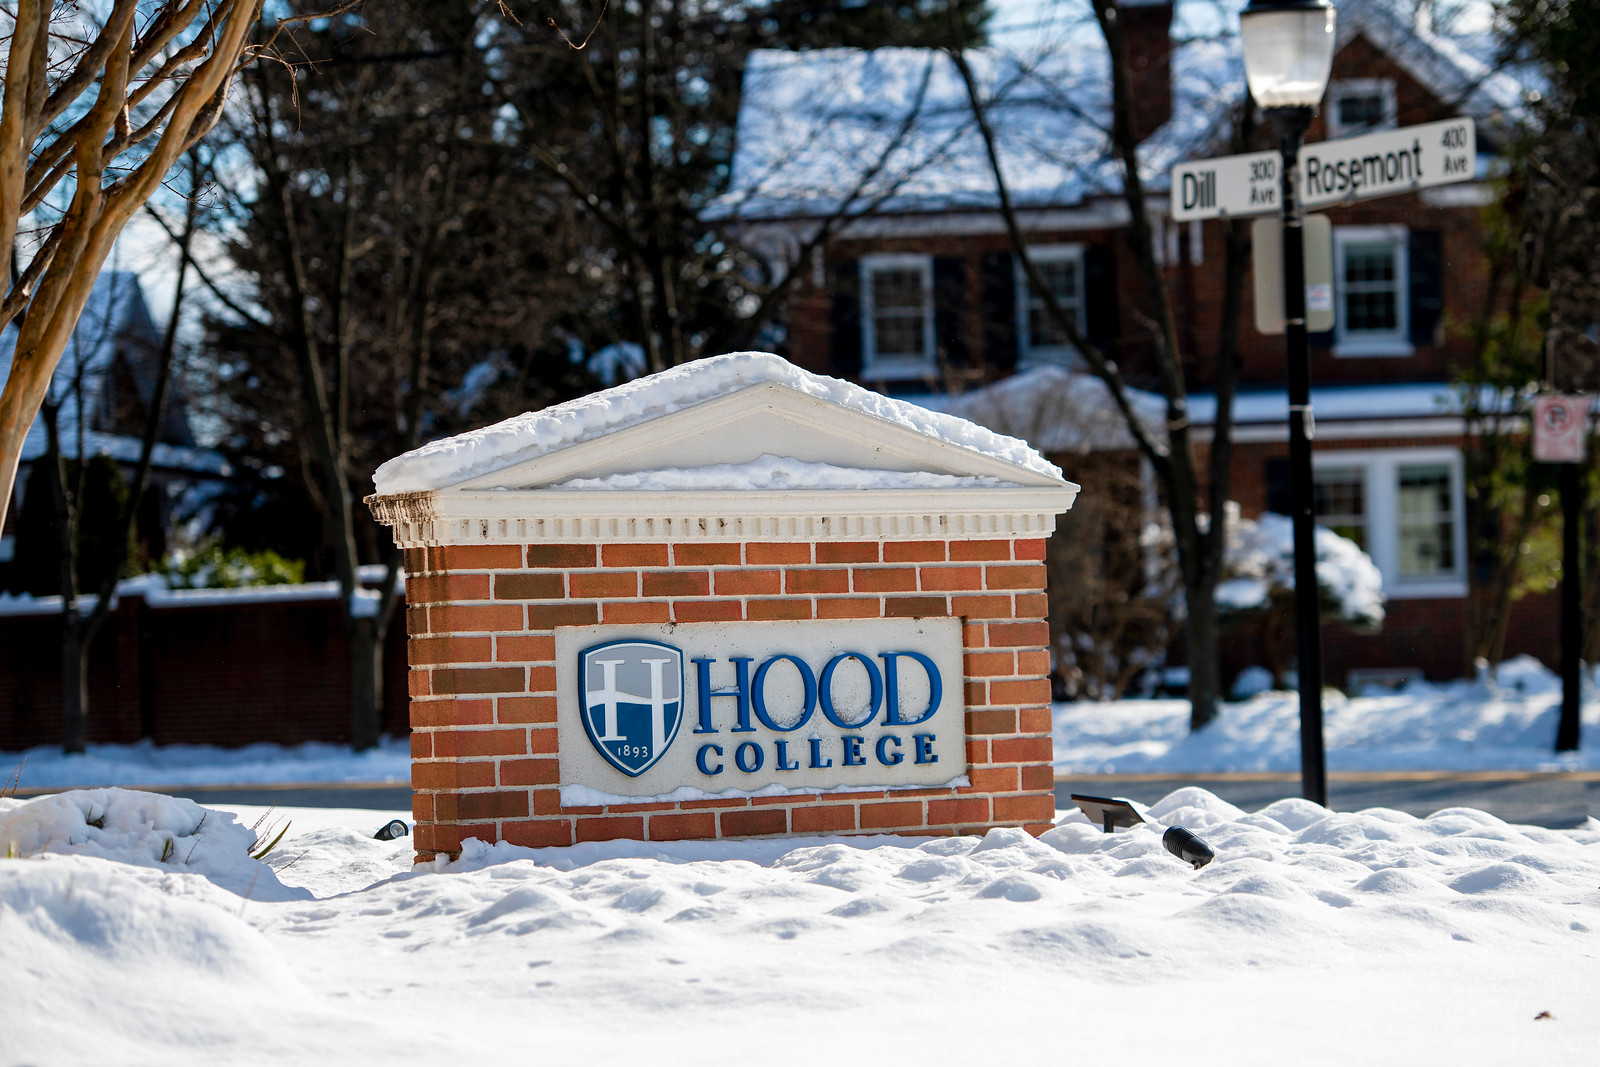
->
[1582,446,1600,668]
[350,615,383,752]
[61,620,89,755]
[1185,579,1223,730]
[1258,596,1290,690]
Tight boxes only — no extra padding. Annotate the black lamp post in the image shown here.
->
[1240,0,1336,807]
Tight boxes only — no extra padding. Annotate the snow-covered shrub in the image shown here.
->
[1216,505,1386,688]
[1217,506,1385,629]
[1231,665,1277,699]
[0,788,305,901]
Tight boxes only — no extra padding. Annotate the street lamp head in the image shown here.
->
[1240,0,1337,111]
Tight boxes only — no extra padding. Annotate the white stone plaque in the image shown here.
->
[555,618,968,803]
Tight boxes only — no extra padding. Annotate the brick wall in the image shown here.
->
[402,539,1057,859]
[1219,590,1562,688]
[0,592,409,751]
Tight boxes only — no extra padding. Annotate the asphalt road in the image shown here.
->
[17,774,1599,830]
[1055,772,1600,830]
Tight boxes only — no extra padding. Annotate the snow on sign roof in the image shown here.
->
[368,353,1078,547]
[373,352,1063,495]
[943,365,1168,456]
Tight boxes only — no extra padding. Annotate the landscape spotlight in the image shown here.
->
[1163,826,1216,870]
[374,819,410,841]
[1070,794,1145,834]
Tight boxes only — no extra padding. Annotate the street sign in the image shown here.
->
[1252,214,1335,334]
[1532,394,1590,463]
[1171,118,1477,221]
[1301,118,1476,208]
[1172,150,1281,222]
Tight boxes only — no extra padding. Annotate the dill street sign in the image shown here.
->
[1172,150,1281,222]
[1172,118,1477,222]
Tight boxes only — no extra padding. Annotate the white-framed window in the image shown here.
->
[860,253,934,379]
[1334,225,1411,357]
[1313,448,1466,599]
[1014,244,1086,367]
[1327,78,1397,139]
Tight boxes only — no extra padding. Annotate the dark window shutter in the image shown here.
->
[932,255,969,369]
[1083,244,1119,359]
[828,258,861,378]
[979,251,1017,371]
[1264,458,1292,515]
[1409,229,1444,346]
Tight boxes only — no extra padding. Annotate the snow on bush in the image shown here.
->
[0,788,308,902]
[1217,505,1385,630]
[1231,664,1277,699]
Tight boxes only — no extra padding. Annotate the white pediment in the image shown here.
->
[451,382,1068,491]
[367,353,1078,546]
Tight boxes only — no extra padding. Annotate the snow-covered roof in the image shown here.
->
[0,271,224,476]
[1336,0,1530,119]
[706,0,1533,224]
[942,365,1167,455]
[705,39,1240,222]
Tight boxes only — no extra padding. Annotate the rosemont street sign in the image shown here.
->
[1172,118,1477,222]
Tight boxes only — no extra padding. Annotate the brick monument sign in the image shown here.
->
[367,353,1078,859]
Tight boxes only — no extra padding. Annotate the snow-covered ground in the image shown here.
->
[4,655,1594,791]
[5,651,1600,1063]
[1056,656,1600,774]
[3,786,1597,1065]
[2,736,411,790]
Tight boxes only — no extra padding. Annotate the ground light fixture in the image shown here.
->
[1162,826,1216,870]
[1071,794,1216,869]
[1239,0,1336,808]
[1070,794,1147,834]
[374,819,410,841]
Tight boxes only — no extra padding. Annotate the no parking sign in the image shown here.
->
[1532,394,1591,463]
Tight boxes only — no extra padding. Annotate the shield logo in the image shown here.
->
[579,640,685,777]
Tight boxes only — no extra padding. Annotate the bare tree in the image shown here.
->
[492,0,984,373]
[40,149,204,753]
[0,0,364,537]
[946,0,1248,728]
[189,0,573,750]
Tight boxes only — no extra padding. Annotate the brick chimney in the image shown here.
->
[1122,0,1173,143]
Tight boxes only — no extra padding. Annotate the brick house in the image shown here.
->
[706,0,1546,686]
